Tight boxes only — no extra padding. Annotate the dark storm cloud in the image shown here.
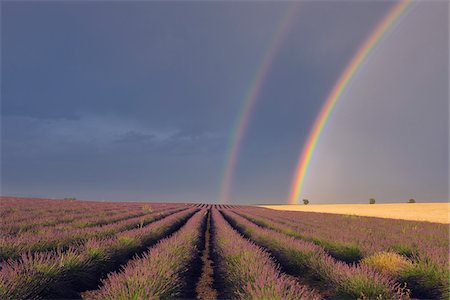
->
[2,2,289,129]
[2,1,446,203]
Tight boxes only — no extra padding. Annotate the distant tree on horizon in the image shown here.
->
[369,198,376,204]
[303,199,309,205]
[408,198,416,203]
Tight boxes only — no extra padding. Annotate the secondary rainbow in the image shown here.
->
[288,0,413,204]
[218,4,301,204]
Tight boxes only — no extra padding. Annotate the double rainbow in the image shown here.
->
[218,3,301,204]
[288,0,413,204]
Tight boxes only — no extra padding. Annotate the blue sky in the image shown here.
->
[1,1,448,203]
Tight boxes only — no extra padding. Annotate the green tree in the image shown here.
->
[408,198,416,203]
[369,198,376,204]
[303,199,309,205]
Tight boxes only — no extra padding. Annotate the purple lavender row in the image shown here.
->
[0,206,186,261]
[0,208,198,300]
[15,203,181,234]
[234,208,449,299]
[221,209,405,299]
[83,209,207,299]
[233,209,363,263]
[1,208,118,233]
[189,204,238,209]
[1,200,182,234]
[211,209,321,300]
[0,197,180,226]
[238,207,448,267]
[2,208,144,235]
[0,197,136,221]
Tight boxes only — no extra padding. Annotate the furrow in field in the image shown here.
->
[195,209,218,300]
[0,208,198,300]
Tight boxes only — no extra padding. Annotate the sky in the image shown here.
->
[1,1,448,204]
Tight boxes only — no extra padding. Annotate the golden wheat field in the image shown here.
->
[261,202,450,224]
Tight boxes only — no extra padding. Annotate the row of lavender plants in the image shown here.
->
[0,208,198,299]
[83,209,207,299]
[5,202,181,236]
[1,198,180,235]
[211,209,320,300]
[190,204,238,209]
[2,208,120,234]
[221,209,408,299]
[233,210,363,263]
[0,197,139,221]
[236,207,448,265]
[0,206,187,261]
[233,208,449,298]
[2,207,147,235]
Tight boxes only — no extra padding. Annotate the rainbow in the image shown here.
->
[218,4,301,204]
[288,0,413,204]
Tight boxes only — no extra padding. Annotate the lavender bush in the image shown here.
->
[0,208,197,299]
[212,209,320,300]
[83,209,207,299]
[0,206,186,261]
[221,209,402,299]
[233,207,449,299]
[236,207,448,266]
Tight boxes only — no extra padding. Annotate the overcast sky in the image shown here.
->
[1,1,448,204]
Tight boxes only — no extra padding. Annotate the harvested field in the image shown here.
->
[260,203,450,224]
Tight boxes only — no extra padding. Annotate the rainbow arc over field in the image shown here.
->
[288,0,413,204]
[218,3,301,204]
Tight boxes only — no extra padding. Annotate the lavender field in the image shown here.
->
[0,197,448,300]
